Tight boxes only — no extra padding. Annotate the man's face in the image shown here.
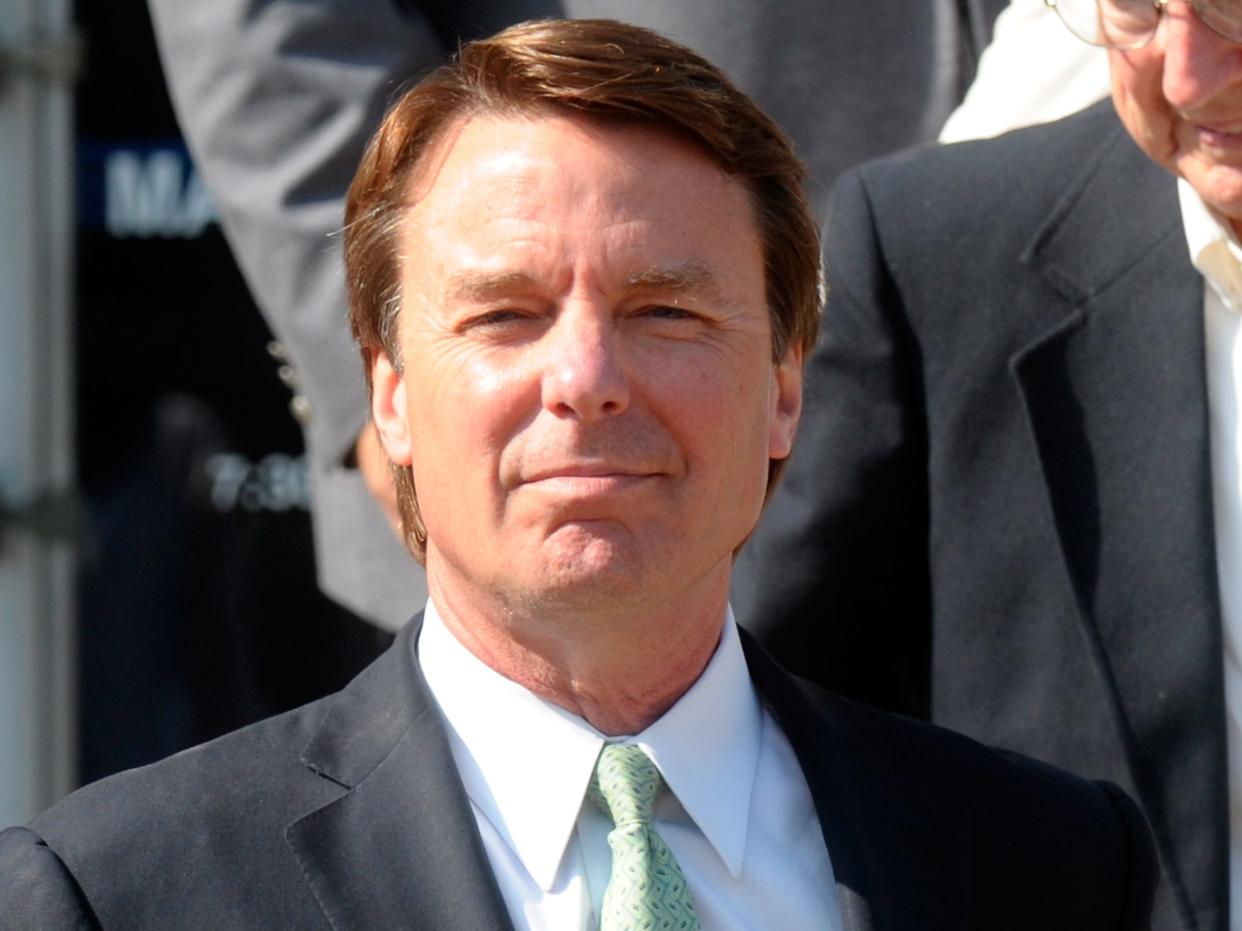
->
[371,114,802,617]
[1110,3,1242,224]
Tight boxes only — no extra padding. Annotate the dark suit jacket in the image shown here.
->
[734,100,1222,931]
[1,616,1153,929]
[144,0,1007,630]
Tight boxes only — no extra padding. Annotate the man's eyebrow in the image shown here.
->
[444,263,727,302]
[444,270,539,301]
[622,263,726,303]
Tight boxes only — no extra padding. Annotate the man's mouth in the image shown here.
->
[521,464,664,494]
[1190,121,1242,149]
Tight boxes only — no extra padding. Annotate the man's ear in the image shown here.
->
[768,342,804,461]
[370,350,413,466]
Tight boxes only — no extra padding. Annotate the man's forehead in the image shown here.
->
[393,111,764,306]
[401,110,735,219]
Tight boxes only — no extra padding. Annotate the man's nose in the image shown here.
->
[1159,0,1242,111]
[539,307,631,422]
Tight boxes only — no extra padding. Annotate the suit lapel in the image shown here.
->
[286,617,967,931]
[743,632,971,931]
[285,617,515,931]
[1012,125,1228,928]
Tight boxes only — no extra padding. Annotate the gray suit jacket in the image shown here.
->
[0,617,1154,929]
[734,101,1222,930]
[145,0,1007,629]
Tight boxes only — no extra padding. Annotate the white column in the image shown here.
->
[0,0,77,826]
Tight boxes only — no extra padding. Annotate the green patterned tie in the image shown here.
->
[588,744,702,931]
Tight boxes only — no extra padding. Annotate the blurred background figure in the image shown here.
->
[71,4,393,788]
[3,0,398,829]
[734,1,1242,927]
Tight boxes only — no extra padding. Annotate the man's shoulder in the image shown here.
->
[35,694,336,843]
[861,99,1122,191]
[0,698,338,928]
[783,663,1129,805]
[31,620,421,848]
[851,693,1135,822]
[1,625,423,928]
[751,633,1143,825]
[873,698,1154,921]
[834,100,1146,236]
[751,648,1155,924]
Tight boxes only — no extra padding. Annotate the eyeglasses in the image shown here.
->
[1045,0,1242,48]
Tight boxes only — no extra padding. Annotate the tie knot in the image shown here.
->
[590,744,662,828]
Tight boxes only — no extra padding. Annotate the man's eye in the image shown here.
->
[468,309,531,328]
[642,305,695,320]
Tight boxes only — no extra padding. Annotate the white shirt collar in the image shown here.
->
[1180,177,1242,312]
[416,600,763,891]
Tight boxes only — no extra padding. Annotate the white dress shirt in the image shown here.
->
[1180,180,1242,931]
[417,600,842,931]
[938,0,1110,143]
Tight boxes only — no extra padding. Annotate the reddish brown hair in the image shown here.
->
[344,17,821,560]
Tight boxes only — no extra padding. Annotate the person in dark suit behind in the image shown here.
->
[733,2,1242,929]
[0,20,1154,930]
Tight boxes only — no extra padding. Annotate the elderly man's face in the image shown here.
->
[1110,3,1242,224]
[371,114,802,615]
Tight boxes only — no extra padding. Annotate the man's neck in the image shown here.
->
[424,557,730,736]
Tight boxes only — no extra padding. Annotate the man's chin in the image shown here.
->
[482,529,646,612]
[545,533,644,594]
[1180,158,1242,228]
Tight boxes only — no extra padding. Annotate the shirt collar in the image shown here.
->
[1180,177,1242,312]
[415,600,762,890]
[634,608,762,879]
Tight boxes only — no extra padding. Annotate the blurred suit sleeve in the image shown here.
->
[146,0,440,628]
[0,828,98,930]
